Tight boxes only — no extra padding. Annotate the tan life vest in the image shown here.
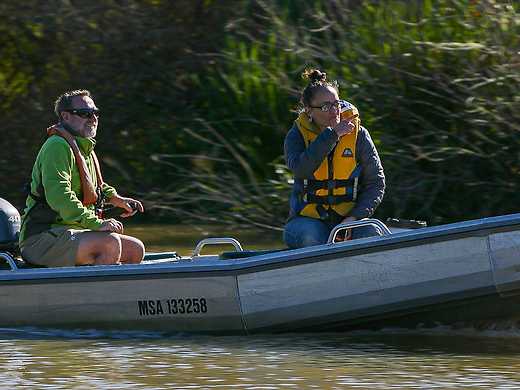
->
[46,124,104,209]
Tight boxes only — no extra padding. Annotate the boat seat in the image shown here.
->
[219,248,287,260]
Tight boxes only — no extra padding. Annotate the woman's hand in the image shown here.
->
[108,195,144,218]
[332,119,356,138]
[336,216,357,241]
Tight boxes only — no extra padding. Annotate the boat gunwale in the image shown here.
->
[0,213,519,284]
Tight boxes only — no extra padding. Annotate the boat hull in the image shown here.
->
[1,273,244,333]
[1,214,519,334]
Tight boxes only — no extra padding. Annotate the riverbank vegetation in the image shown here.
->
[1,0,518,229]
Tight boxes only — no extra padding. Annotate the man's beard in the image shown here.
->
[81,125,97,138]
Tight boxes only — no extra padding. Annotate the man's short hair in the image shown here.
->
[54,90,92,119]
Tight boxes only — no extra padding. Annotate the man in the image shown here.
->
[19,90,145,267]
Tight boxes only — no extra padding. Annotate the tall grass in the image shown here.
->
[152,0,519,228]
[2,1,517,229]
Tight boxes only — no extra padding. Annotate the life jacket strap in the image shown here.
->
[315,205,344,225]
[303,177,358,205]
[306,193,356,205]
[305,178,356,192]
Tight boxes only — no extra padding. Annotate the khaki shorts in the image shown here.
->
[20,227,90,267]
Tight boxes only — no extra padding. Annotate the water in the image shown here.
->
[1,327,520,389]
[3,225,520,388]
[125,224,284,256]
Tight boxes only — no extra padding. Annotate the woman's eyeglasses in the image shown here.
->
[66,108,100,119]
[310,100,341,112]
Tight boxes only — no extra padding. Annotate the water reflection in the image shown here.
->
[1,327,520,389]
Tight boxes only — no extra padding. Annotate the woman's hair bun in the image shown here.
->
[302,68,327,84]
[299,67,338,107]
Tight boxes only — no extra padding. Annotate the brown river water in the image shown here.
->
[2,328,520,389]
[2,225,520,389]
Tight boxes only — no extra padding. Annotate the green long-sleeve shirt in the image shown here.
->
[19,135,117,244]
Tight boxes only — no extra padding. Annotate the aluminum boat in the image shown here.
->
[1,197,520,334]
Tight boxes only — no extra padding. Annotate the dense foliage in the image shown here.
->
[1,0,518,229]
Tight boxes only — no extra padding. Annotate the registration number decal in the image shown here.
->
[138,298,208,316]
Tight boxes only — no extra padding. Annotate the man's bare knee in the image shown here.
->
[76,232,122,265]
[125,241,145,264]
[93,233,121,264]
[120,236,145,264]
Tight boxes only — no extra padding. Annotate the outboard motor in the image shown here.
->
[0,197,21,251]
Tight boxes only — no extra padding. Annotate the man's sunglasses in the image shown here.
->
[66,108,100,119]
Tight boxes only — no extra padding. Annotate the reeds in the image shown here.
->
[149,0,519,229]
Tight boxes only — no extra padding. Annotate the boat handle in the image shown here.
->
[327,218,392,244]
[0,252,19,271]
[193,238,244,257]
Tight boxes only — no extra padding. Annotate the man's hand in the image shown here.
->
[99,218,124,233]
[108,195,144,218]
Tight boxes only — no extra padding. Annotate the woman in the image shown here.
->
[283,69,385,248]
